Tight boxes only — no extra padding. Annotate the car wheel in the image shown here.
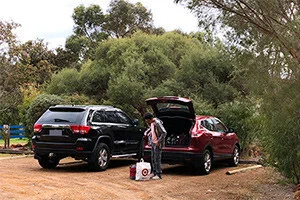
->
[89,143,110,171]
[38,155,60,169]
[228,145,240,167]
[198,149,212,175]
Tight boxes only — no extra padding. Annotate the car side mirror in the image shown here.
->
[133,119,139,126]
[227,128,234,133]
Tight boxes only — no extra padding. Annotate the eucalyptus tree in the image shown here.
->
[175,0,300,65]
[66,0,155,63]
[0,20,22,124]
[104,0,154,38]
[66,4,107,62]
[17,39,56,85]
[48,32,244,116]
[175,0,300,183]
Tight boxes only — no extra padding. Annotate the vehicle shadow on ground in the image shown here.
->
[33,158,231,176]
[162,162,230,176]
[33,158,138,173]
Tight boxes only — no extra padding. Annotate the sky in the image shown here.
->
[0,0,200,49]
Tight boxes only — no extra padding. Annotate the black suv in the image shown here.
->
[32,105,145,171]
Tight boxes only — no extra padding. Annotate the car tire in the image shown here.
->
[197,149,212,175]
[38,155,60,169]
[89,143,110,171]
[228,145,240,167]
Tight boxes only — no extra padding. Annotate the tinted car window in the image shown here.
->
[92,111,105,123]
[201,119,216,131]
[37,108,85,124]
[156,103,190,113]
[115,112,132,124]
[212,118,227,132]
[104,111,119,123]
[92,111,119,123]
[200,120,208,129]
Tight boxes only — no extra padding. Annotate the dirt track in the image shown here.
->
[0,156,294,200]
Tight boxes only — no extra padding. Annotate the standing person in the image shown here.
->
[143,112,167,180]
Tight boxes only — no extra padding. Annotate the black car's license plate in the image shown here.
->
[49,130,62,136]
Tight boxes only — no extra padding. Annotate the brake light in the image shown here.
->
[191,125,205,138]
[191,133,201,138]
[34,124,42,132]
[191,131,203,138]
[76,147,84,151]
[70,125,91,134]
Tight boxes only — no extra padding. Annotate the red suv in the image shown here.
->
[144,96,240,174]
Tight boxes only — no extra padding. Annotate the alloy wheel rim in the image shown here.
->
[233,148,239,165]
[98,148,108,167]
[204,152,212,172]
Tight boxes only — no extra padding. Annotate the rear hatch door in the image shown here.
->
[145,96,195,119]
[34,106,88,143]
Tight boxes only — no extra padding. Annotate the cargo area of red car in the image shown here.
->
[145,96,196,148]
[159,116,194,147]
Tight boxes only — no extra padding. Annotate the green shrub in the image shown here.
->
[216,99,261,153]
[260,82,300,184]
[25,94,67,139]
[18,85,43,130]
[190,95,216,116]
[62,93,96,105]
[46,68,80,95]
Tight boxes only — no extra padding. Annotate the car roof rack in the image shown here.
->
[50,105,120,111]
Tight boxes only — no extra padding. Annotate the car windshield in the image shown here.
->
[36,108,86,124]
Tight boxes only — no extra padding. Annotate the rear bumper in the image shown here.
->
[144,149,203,165]
[33,149,92,160]
[32,137,95,160]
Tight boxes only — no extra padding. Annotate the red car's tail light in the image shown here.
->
[191,133,201,138]
[70,125,91,134]
[191,131,203,138]
[33,124,42,132]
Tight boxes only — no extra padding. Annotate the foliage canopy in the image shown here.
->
[176,0,300,183]
[48,32,243,116]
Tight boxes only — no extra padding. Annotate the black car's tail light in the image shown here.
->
[70,125,91,134]
[33,124,42,132]
[76,147,84,151]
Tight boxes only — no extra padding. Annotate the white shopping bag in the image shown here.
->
[135,159,151,181]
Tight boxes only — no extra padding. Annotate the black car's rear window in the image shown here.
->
[37,108,86,124]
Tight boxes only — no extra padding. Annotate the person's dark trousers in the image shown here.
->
[151,143,162,177]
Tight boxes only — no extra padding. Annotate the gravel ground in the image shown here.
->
[0,156,294,200]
